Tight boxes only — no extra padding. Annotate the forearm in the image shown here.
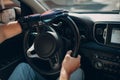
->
[0,21,22,43]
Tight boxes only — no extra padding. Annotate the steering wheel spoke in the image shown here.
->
[27,43,39,58]
[48,53,60,70]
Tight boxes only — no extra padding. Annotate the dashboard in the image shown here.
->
[69,13,120,80]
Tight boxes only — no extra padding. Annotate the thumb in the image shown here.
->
[66,50,72,56]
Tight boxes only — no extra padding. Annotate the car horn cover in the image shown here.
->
[34,31,59,59]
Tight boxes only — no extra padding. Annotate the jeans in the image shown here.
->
[8,63,84,80]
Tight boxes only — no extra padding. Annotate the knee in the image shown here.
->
[16,62,30,71]
[75,68,84,74]
[76,68,85,79]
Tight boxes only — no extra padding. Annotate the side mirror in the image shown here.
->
[0,8,16,23]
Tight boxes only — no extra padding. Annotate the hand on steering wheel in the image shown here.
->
[61,50,81,76]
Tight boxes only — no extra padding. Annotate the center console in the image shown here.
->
[92,50,120,74]
[81,44,120,80]
[91,22,120,79]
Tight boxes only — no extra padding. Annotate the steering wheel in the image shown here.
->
[23,12,80,75]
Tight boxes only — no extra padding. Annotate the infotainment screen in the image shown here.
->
[111,28,120,44]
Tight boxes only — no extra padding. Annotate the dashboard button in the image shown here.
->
[94,61,103,69]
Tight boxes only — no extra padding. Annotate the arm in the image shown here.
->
[0,13,41,44]
[59,50,81,80]
[0,10,65,44]
[0,21,22,43]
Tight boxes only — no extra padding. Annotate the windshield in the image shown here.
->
[41,0,120,13]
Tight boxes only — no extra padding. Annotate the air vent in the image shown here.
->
[94,23,107,44]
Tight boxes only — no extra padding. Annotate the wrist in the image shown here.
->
[59,68,70,80]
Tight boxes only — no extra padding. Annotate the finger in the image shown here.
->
[77,55,81,59]
[65,50,72,59]
[66,50,72,55]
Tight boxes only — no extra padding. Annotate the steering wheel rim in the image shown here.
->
[23,14,80,75]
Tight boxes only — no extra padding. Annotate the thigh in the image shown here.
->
[8,62,46,80]
[70,68,84,80]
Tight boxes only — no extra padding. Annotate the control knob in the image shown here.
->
[94,61,103,69]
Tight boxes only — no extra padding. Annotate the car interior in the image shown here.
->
[0,0,120,80]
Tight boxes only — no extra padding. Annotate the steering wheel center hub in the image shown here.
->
[34,32,58,59]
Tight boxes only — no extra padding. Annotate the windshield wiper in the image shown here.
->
[112,10,120,14]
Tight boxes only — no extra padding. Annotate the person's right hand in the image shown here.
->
[60,50,81,80]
